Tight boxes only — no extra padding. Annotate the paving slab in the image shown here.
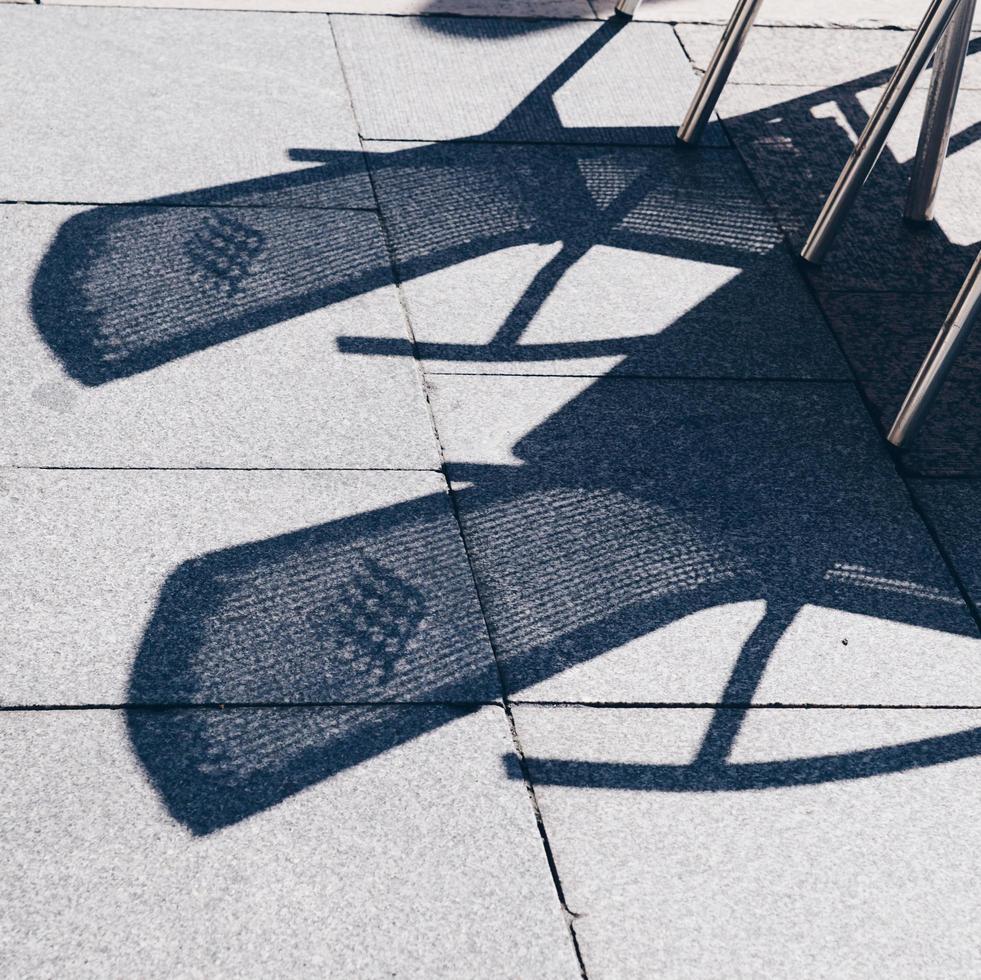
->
[597,0,981,29]
[679,24,981,90]
[910,480,981,611]
[332,14,726,145]
[513,704,981,978]
[354,141,846,378]
[0,204,440,467]
[0,5,371,203]
[0,468,500,706]
[428,374,981,704]
[0,705,579,977]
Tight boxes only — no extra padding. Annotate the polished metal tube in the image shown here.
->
[677,0,765,145]
[801,0,964,264]
[888,248,981,446]
[905,0,976,222]
[614,0,644,16]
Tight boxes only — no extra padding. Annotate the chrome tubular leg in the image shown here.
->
[614,0,644,16]
[677,0,765,146]
[905,0,976,222]
[888,248,981,446]
[801,0,964,264]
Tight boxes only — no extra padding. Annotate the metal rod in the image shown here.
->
[905,0,976,222]
[801,0,964,264]
[888,248,981,446]
[614,0,644,16]
[677,0,766,146]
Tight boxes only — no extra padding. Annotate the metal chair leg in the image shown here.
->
[677,0,765,145]
[905,0,977,222]
[614,0,644,16]
[888,248,981,446]
[801,0,964,264]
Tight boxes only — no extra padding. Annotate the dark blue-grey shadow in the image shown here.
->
[127,379,980,832]
[24,24,981,831]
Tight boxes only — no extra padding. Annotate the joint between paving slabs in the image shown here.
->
[329,24,590,969]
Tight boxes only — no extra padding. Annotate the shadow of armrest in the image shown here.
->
[335,335,649,362]
[506,721,981,792]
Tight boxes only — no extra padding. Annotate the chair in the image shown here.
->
[620,0,976,257]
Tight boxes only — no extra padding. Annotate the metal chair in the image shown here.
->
[616,0,980,444]
[888,248,981,446]
[622,0,976,259]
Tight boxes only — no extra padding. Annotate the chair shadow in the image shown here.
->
[27,20,981,831]
[126,383,980,832]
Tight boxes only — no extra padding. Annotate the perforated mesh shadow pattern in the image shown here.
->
[32,205,392,384]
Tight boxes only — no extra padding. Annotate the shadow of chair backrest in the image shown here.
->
[31,189,391,385]
[128,492,498,708]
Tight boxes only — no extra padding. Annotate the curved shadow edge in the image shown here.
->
[507,724,981,792]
